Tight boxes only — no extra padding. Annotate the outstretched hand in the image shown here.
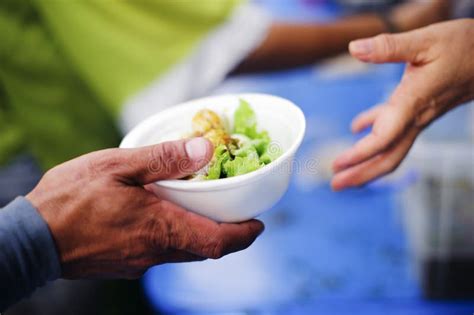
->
[332,19,474,191]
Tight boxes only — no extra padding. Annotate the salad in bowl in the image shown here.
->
[120,94,305,222]
[187,99,280,180]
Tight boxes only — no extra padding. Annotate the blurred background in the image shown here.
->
[1,0,473,314]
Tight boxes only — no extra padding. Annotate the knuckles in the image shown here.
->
[375,34,398,61]
[84,149,124,178]
[380,157,398,174]
[202,237,226,259]
[150,142,186,175]
[143,211,171,252]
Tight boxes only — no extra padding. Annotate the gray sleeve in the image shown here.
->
[0,197,61,311]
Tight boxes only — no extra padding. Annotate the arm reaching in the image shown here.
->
[233,0,450,73]
[332,19,474,191]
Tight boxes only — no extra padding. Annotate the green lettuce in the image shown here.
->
[206,145,231,180]
[205,99,281,179]
[259,145,281,165]
[222,153,262,177]
[233,99,258,138]
[233,99,271,139]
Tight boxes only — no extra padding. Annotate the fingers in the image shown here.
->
[351,104,383,133]
[159,250,207,263]
[116,138,213,185]
[331,128,419,191]
[333,134,385,172]
[126,251,206,279]
[174,213,264,259]
[150,202,264,259]
[208,220,265,257]
[349,30,426,64]
[333,105,409,172]
[333,132,395,172]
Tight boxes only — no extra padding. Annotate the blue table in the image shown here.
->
[142,1,474,314]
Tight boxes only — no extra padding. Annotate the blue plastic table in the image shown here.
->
[142,1,474,314]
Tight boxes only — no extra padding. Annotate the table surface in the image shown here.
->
[142,1,474,314]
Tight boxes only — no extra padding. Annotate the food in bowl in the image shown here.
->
[120,94,305,222]
[187,99,280,180]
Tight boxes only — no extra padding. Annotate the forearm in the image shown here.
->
[233,0,451,74]
[0,197,60,311]
[233,14,386,73]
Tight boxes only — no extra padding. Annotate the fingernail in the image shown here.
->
[350,39,373,55]
[185,137,209,160]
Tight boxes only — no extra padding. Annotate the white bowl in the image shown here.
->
[120,93,306,222]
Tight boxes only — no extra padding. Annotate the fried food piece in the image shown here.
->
[192,109,224,135]
[203,128,230,147]
[192,109,230,146]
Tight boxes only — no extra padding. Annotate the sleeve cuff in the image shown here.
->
[0,196,61,310]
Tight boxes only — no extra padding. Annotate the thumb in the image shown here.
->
[349,31,424,64]
[118,137,213,185]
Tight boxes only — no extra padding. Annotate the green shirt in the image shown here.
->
[0,0,240,170]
